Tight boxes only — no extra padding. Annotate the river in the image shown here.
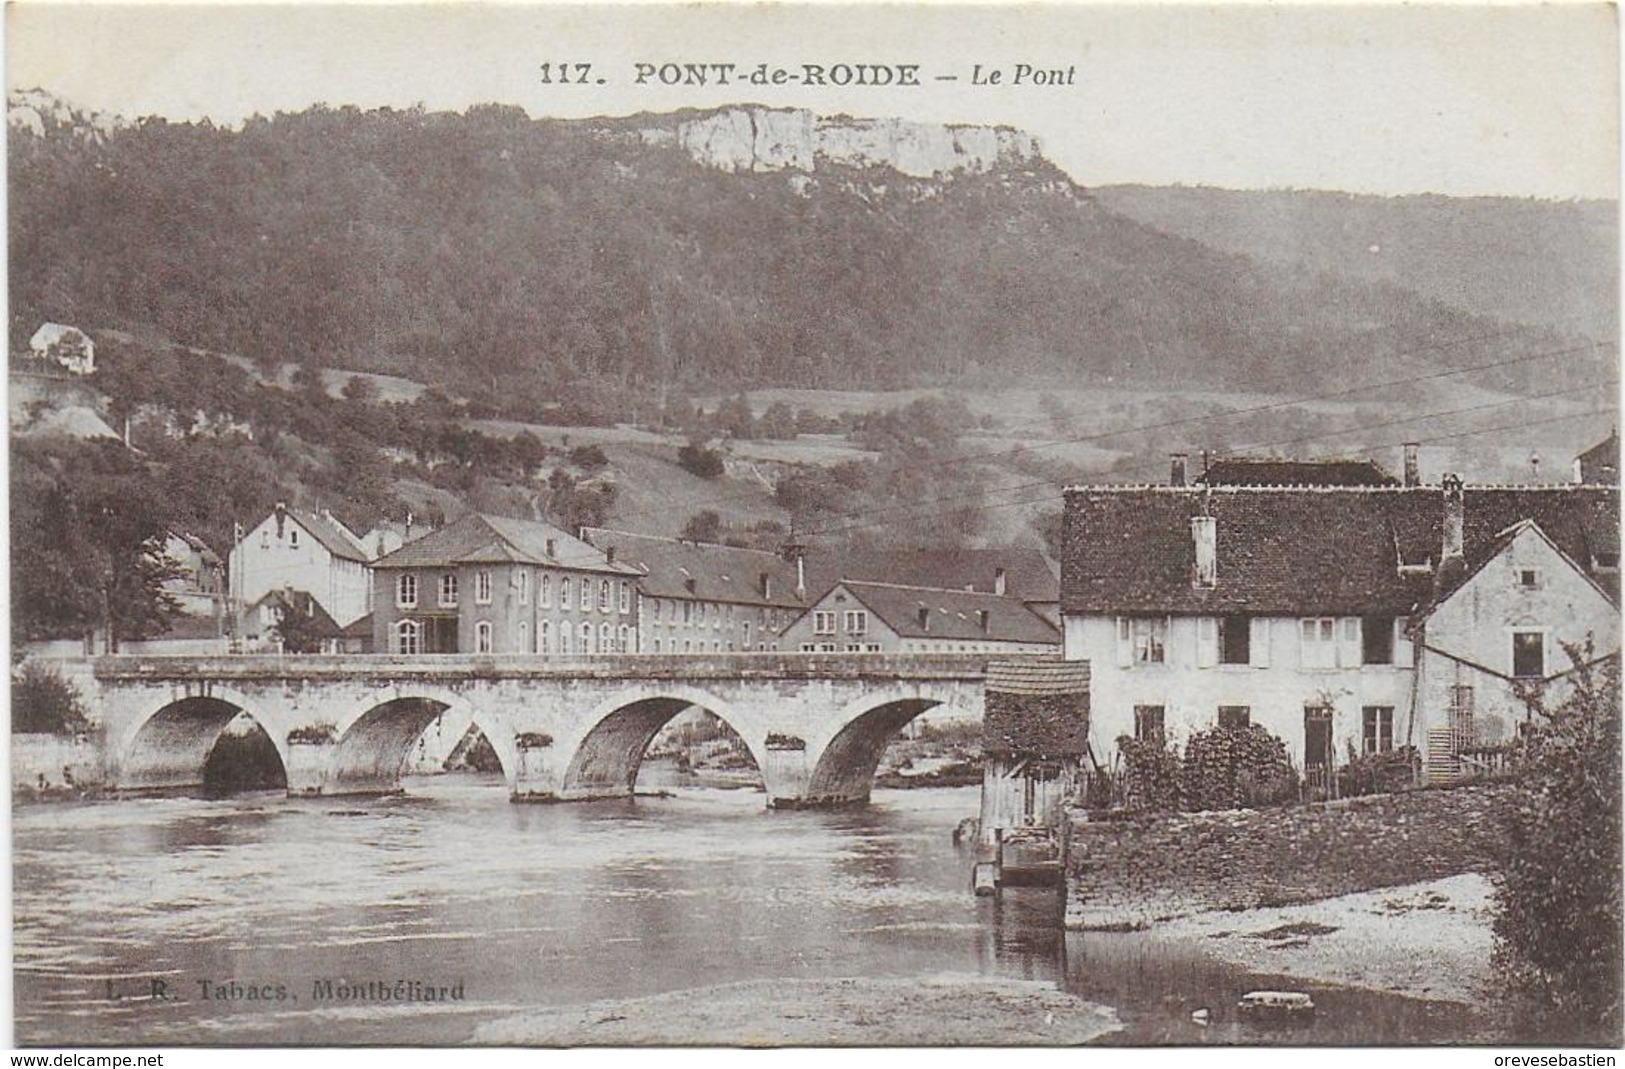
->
[12,771,1483,1046]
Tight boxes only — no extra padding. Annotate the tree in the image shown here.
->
[681,510,723,544]
[11,661,90,735]
[677,441,725,479]
[270,599,331,654]
[1494,647,1622,1043]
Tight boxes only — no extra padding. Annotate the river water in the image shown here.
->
[13,772,1482,1046]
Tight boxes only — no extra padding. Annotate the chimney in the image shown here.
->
[545,538,556,558]
[918,607,931,631]
[796,555,807,598]
[1438,473,1466,589]
[1199,449,1212,478]
[685,577,697,594]
[993,567,1007,597]
[1190,515,1217,588]
[606,546,616,564]
[274,501,287,539]
[759,571,772,599]
[1529,452,1541,481]
[1170,454,1189,487]
[977,609,990,633]
[1403,443,1420,488]
[1573,457,1585,484]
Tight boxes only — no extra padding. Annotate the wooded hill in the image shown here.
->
[10,96,1611,419]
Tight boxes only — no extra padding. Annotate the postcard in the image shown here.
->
[7,0,1619,1053]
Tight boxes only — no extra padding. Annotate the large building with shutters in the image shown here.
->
[1060,454,1618,784]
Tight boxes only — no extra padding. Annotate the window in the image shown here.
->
[743,622,752,646]
[865,643,882,652]
[619,582,631,614]
[518,621,529,652]
[802,643,816,652]
[439,573,459,608]
[580,580,592,611]
[1134,705,1166,743]
[1513,631,1545,678]
[560,578,571,608]
[518,570,530,604]
[1518,568,1541,590]
[397,574,418,608]
[599,580,611,612]
[1132,617,1166,663]
[539,620,551,654]
[1300,617,1336,668]
[1218,706,1251,729]
[395,619,420,655]
[289,529,300,549]
[560,628,572,655]
[261,530,270,549]
[540,574,552,607]
[1362,616,1395,665]
[683,601,693,625]
[653,638,662,652]
[580,622,593,652]
[844,610,868,634]
[814,611,836,635]
[475,570,492,605]
[475,621,493,653]
[1219,615,1250,664]
[1362,706,1394,754]
[600,623,613,652]
[619,624,632,652]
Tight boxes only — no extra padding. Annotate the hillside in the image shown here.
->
[10,96,1607,418]
[1094,185,1617,342]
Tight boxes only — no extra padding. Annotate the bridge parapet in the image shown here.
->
[92,652,1052,684]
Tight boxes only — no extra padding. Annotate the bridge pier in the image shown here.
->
[284,736,334,796]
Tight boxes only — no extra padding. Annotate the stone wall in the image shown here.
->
[13,733,106,799]
[1066,782,1516,929]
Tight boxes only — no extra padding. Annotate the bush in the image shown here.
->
[1337,746,1422,798]
[1181,724,1298,811]
[677,442,725,479]
[1494,650,1621,1043]
[11,662,89,735]
[1116,734,1182,812]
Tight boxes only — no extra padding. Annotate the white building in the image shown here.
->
[228,504,374,629]
[1060,465,1619,784]
[28,322,95,375]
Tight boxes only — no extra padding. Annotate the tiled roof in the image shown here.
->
[801,544,1059,603]
[581,528,806,607]
[1198,457,1399,487]
[373,514,636,574]
[288,509,371,563]
[985,659,1090,695]
[248,588,343,637]
[837,581,1060,645]
[339,612,374,639]
[1061,484,1620,616]
[1578,431,1619,484]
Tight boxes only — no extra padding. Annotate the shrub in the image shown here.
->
[1494,649,1621,1043]
[1116,734,1182,812]
[677,442,725,479]
[11,662,90,735]
[1181,724,1298,811]
[1337,746,1422,798]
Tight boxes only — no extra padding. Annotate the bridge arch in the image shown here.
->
[804,691,974,807]
[115,688,290,795]
[327,690,517,796]
[560,685,766,800]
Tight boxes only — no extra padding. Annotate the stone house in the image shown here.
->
[580,529,809,653]
[1060,461,1619,783]
[370,514,640,655]
[239,588,345,654]
[228,504,374,629]
[779,580,1060,654]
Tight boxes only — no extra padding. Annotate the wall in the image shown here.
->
[642,596,792,653]
[1065,781,1516,930]
[13,733,105,798]
[1063,613,1416,767]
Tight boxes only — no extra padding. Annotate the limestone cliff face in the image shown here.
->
[641,107,1043,178]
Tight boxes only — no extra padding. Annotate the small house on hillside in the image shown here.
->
[28,323,95,375]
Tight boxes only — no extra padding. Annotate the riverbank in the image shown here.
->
[474,975,1121,1046]
[1155,872,1498,1006]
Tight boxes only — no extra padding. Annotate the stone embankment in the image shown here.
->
[1066,782,1516,930]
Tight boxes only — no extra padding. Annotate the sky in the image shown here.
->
[5,2,1620,199]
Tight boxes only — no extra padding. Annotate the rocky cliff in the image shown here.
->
[640,107,1043,178]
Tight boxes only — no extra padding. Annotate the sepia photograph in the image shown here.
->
[5,0,1620,1052]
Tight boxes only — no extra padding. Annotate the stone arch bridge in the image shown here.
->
[90,653,1013,808]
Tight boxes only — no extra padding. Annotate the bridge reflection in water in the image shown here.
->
[92,652,1022,809]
